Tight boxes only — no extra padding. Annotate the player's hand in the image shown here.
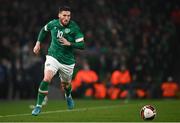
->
[33,41,41,55]
[59,37,71,46]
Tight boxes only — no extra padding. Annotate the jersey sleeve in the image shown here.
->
[74,25,84,43]
[70,24,85,49]
[43,20,54,31]
[37,20,54,43]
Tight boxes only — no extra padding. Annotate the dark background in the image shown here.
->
[0,0,179,99]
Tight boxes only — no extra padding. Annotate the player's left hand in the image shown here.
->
[59,37,71,46]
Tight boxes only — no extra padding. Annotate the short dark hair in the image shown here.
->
[59,5,71,13]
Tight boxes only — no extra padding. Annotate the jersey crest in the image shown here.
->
[65,28,70,34]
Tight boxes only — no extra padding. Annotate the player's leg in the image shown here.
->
[42,95,48,106]
[61,82,74,109]
[32,70,54,116]
[59,63,75,109]
[37,70,54,105]
[32,56,58,116]
[61,82,72,97]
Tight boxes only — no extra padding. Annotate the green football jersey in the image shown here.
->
[38,19,84,65]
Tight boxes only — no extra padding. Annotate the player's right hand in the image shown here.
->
[33,41,41,55]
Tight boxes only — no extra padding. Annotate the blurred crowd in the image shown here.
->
[0,0,180,99]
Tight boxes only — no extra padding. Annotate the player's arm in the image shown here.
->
[71,38,85,50]
[33,20,53,54]
[33,27,48,55]
[59,37,85,50]
[37,24,49,43]
[72,25,85,50]
[59,24,85,49]
[33,41,41,55]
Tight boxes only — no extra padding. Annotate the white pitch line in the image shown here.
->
[0,105,120,118]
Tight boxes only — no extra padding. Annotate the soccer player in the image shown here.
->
[32,6,85,116]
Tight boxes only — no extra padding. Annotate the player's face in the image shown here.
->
[58,11,71,26]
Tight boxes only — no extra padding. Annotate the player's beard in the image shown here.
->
[61,19,69,26]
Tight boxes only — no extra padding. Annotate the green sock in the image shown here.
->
[36,81,49,106]
[65,84,72,97]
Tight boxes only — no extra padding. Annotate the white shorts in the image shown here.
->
[44,55,75,83]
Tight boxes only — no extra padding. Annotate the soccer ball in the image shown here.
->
[140,105,156,120]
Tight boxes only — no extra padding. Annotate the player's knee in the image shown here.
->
[61,83,66,90]
[61,82,70,90]
[43,76,52,82]
[43,78,50,82]
[61,83,64,88]
[43,70,54,82]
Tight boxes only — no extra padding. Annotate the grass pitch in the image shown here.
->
[0,99,180,122]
